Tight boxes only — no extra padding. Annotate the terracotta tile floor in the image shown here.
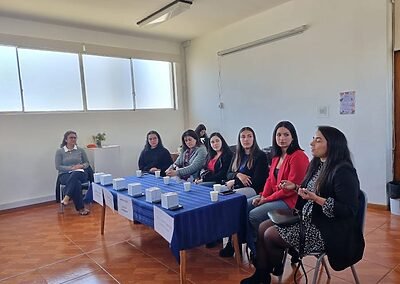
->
[0,204,399,283]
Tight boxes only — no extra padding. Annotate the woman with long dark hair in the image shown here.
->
[241,126,365,284]
[55,130,90,215]
[220,127,268,257]
[195,132,233,186]
[246,121,309,254]
[166,129,207,180]
[195,123,208,146]
[225,127,268,196]
[138,130,173,176]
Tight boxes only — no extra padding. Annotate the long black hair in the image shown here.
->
[231,127,261,172]
[195,124,207,138]
[302,126,353,194]
[143,130,165,151]
[206,132,231,161]
[271,121,303,157]
[181,129,201,151]
[60,130,77,148]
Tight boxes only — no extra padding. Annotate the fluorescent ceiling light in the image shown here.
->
[137,0,193,27]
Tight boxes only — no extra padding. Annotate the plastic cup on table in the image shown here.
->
[210,191,218,202]
[213,184,222,193]
[183,182,191,192]
[163,176,170,185]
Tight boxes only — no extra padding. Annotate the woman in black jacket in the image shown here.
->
[241,126,365,284]
[220,127,268,257]
[138,130,173,176]
[225,127,268,197]
[195,123,209,146]
[195,132,233,186]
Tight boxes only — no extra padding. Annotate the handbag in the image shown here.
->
[267,208,301,227]
[200,169,211,179]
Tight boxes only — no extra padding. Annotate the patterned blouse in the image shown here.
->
[276,162,335,254]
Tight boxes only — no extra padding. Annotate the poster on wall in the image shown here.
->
[339,91,356,115]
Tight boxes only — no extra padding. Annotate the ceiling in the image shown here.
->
[0,0,291,42]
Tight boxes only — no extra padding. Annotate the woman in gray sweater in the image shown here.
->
[166,129,207,181]
[55,130,90,215]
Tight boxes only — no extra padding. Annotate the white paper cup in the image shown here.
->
[163,176,170,185]
[210,191,218,202]
[183,182,191,192]
[213,183,222,193]
[136,170,142,177]
[155,170,161,178]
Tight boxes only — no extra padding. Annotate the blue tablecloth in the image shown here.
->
[99,174,247,262]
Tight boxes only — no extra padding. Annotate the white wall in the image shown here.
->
[185,0,392,204]
[0,17,185,209]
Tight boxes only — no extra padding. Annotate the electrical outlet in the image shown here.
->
[318,105,329,117]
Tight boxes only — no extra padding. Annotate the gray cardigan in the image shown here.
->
[171,145,207,179]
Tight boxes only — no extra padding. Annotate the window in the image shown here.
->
[0,43,177,113]
[133,59,174,109]
[0,45,22,112]
[18,48,83,111]
[83,55,134,110]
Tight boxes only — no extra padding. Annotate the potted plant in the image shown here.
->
[93,132,106,148]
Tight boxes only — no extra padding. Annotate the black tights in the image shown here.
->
[256,220,291,271]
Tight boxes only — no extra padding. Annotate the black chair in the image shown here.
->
[229,145,237,155]
[56,166,94,213]
[268,190,367,284]
[262,146,273,167]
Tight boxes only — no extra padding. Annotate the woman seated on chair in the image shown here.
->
[55,130,90,215]
[194,132,233,186]
[246,121,309,255]
[225,126,268,197]
[219,127,268,258]
[165,129,207,181]
[241,126,365,284]
[138,130,173,177]
[195,123,209,146]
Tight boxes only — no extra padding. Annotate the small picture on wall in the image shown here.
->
[339,90,355,115]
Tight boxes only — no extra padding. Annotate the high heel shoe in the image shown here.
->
[219,240,234,257]
[289,247,300,264]
[272,263,284,276]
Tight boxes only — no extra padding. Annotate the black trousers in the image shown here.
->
[59,171,88,211]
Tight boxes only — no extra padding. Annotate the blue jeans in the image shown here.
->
[246,196,289,252]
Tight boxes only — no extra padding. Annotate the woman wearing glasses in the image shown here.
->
[55,130,90,215]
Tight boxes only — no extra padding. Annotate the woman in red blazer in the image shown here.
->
[247,121,309,254]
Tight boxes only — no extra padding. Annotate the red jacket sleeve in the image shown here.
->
[263,150,309,202]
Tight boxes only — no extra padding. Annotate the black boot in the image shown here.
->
[272,263,284,276]
[288,247,300,264]
[249,250,256,264]
[219,240,234,257]
[240,269,271,284]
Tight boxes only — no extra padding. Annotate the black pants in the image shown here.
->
[59,171,88,211]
